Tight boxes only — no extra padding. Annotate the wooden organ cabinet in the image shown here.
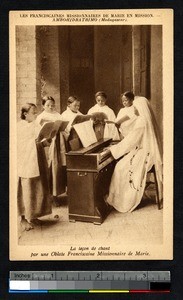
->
[66,138,116,224]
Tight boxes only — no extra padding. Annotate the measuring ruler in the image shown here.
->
[9,271,170,293]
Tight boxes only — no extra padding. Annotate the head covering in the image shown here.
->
[133,96,163,199]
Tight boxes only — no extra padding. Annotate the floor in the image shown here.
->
[18,187,163,247]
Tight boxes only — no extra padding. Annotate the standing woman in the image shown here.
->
[60,95,83,151]
[88,91,120,140]
[36,96,62,124]
[60,95,82,133]
[88,91,116,121]
[17,103,52,231]
[115,91,138,139]
[36,96,67,201]
[106,95,163,213]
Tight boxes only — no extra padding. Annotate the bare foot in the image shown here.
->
[21,219,34,231]
[30,218,43,225]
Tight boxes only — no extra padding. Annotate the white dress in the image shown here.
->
[17,120,41,178]
[36,110,62,124]
[107,97,163,213]
[88,104,116,122]
[88,104,119,140]
[116,105,136,137]
[17,120,52,220]
[116,105,136,120]
[37,110,66,196]
[60,107,82,133]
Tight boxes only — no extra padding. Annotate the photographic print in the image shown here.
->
[9,9,173,260]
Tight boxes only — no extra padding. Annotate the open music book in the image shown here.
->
[73,120,98,147]
[37,120,69,142]
[71,114,92,125]
[90,112,108,123]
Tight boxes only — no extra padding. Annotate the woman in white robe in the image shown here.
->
[106,96,163,213]
[60,96,83,136]
[88,91,120,140]
[17,103,52,230]
[37,96,67,198]
[88,91,116,121]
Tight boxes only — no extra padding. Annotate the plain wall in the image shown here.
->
[150,26,163,138]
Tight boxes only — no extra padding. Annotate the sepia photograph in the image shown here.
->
[9,9,173,260]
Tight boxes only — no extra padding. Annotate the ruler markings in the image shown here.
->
[10,271,170,281]
[9,271,171,292]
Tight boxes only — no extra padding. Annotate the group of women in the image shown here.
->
[17,91,163,231]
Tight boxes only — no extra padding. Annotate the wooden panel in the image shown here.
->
[94,26,122,115]
[69,26,95,114]
[120,26,133,95]
[66,154,98,171]
[139,26,150,98]
[133,26,150,98]
[67,171,95,216]
[59,27,70,113]
[67,160,116,224]
[94,161,116,216]
[59,26,135,115]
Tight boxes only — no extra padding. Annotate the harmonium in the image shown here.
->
[66,118,117,225]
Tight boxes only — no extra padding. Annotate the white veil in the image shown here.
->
[133,96,163,199]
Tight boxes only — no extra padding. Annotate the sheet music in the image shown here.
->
[73,120,97,147]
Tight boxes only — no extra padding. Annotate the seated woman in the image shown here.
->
[17,103,52,231]
[106,94,163,213]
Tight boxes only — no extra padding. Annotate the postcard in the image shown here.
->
[9,9,173,260]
